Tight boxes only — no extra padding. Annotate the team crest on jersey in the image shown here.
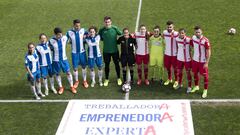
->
[130,43,133,46]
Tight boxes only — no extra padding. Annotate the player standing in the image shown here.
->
[49,27,76,94]
[66,19,89,88]
[174,28,192,93]
[117,28,137,84]
[99,16,122,86]
[85,26,103,87]
[36,33,57,95]
[135,24,151,85]
[163,21,178,87]
[149,25,164,85]
[190,26,211,98]
[25,42,45,99]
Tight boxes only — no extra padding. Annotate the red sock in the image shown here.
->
[167,68,172,80]
[194,72,199,86]
[204,74,209,89]
[178,69,183,85]
[144,67,148,80]
[174,67,178,81]
[137,66,142,80]
[186,70,192,87]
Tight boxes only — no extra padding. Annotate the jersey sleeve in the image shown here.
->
[98,28,104,41]
[205,38,210,49]
[113,25,122,35]
[25,55,29,67]
[117,37,121,44]
[189,39,193,47]
[48,41,54,51]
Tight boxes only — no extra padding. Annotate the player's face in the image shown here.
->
[28,44,35,54]
[74,23,81,31]
[55,33,62,39]
[179,31,186,39]
[140,26,146,34]
[89,29,96,37]
[40,35,47,43]
[153,28,160,37]
[123,30,129,38]
[104,19,112,28]
[167,24,174,33]
[195,29,202,38]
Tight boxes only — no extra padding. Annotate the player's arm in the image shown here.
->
[204,40,211,68]
[113,26,122,36]
[98,28,104,41]
[25,59,34,78]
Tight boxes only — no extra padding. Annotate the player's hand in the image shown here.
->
[203,62,208,69]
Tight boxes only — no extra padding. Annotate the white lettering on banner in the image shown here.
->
[56,100,194,135]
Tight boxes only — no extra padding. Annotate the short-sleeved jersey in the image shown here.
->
[49,35,68,62]
[99,25,122,53]
[149,35,164,55]
[66,28,88,53]
[176,36,192,62]
[135,32,149,55]
[25,51,39,73]
[191,35,210,63]
[163,30,179,56]
[36,42,52,66]
[85,35,102,58]
[117,35,136,55]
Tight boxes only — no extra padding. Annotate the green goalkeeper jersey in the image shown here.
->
[149,35,165,56]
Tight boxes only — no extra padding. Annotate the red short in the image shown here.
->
[177,60,191,71]
[192,60,208,75]
[136,54,149,65]
[164,55,177,69]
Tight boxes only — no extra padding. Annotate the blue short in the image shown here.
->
[52,60,70,74]
[88,56,103,69]
[27,70,41,82]
[40,65,54,78]
[72,52,87,69]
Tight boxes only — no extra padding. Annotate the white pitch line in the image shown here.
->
[0,99,240,103]
[135,0,142,32]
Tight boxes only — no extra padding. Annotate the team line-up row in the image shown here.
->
[25,16,211,99]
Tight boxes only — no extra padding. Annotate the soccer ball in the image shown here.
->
[122,83,131,92]
[228,28,236,35]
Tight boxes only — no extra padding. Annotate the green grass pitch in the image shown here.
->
[0,0,240,134]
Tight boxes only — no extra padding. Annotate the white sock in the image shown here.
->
[67,74,73,87]
[43,78,48,90]
[73,70,78,82]
[30,85,38,97]
[56,75,62,87]
[98,70,103,82]
[36,81,42,94]
[82,68,87,81]
[90,70,95,82]
[49,77,55,89]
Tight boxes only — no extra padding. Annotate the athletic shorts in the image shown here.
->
[192,60,208,75]
[177,60,191,71]
[120,53,135,67]
[88,56,103,69]
[164,55,177,69]
[27,70,41,83]
[52,60,70,74]
[150,53,163,67]
[135,54,149,65]
[40,65,54,78]
[72,52,87,69]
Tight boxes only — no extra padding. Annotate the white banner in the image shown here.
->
[56,100,194,135]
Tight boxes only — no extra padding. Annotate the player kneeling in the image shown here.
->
[25,43,45,100]
[36,33,57,95]
[85,26,103,87]
[49,27,76,94]
[117,28,136,84]
[149,25,164,85]
[174,28,192,93]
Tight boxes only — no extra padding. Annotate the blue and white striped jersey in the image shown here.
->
[49,36,68,61]
[85,35,102,58]
[36,42,52,66]
[25,50,39,73]
[66,28,88,53]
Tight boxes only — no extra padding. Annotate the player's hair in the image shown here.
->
[194,25,201,30]
[104,16,111,21]
[73,19,80,24]
[27,42,35,48]
[122,27,129,32]
[178,28,186,33]
[54,27,62,34]
[166,20,174,25]
[88,26,98,33]
[153,25,160,30]
[39,33,47,39]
